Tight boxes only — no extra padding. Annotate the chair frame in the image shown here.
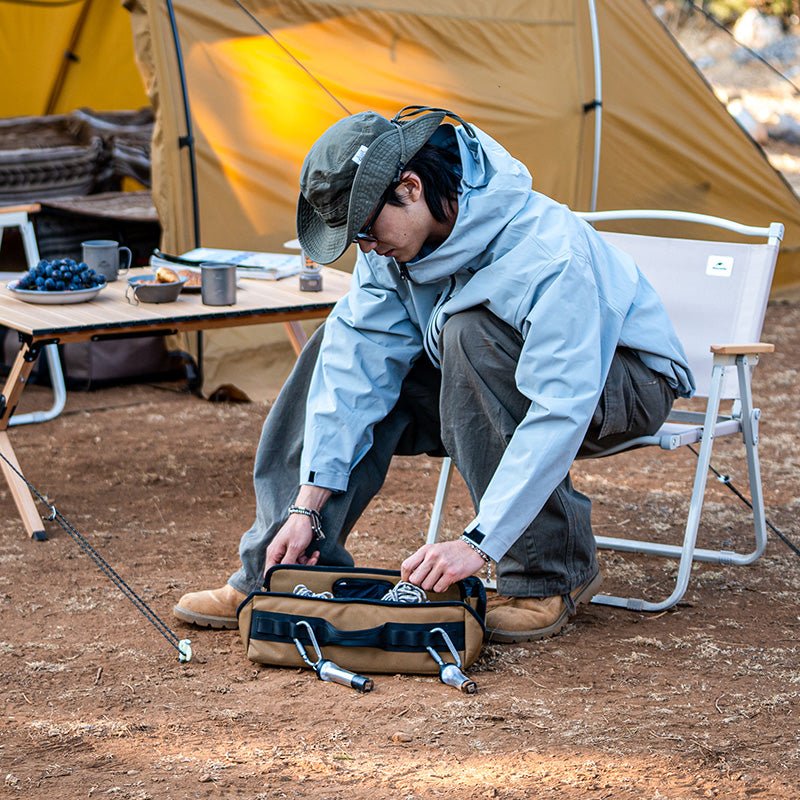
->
[0,205,67,426]
[426,210,782,612]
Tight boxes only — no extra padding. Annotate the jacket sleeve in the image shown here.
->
[465,252,628,562]
[300,255,423,492]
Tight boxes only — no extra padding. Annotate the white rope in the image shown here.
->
[381,581,428,604]
[291,580,428,603]
[293,584,334,599]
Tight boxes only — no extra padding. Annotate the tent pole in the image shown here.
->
[45,0,94,115]
[587,0,602,212]
[165,0,201,248]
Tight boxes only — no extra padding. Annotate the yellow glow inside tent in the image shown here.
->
[185,22,453,237]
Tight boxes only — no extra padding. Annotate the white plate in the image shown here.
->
[6,279,106,305]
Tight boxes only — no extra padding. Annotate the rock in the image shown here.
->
[767,113,800,144]
[733,8,783,50]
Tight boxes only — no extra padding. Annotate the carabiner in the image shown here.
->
[426,627,478,694]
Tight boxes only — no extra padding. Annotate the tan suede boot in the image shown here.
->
[173,584,247,630]
[485,571,603,643]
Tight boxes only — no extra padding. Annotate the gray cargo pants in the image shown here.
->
[229,307,675,597]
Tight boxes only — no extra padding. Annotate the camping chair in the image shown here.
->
[426,210,782,612]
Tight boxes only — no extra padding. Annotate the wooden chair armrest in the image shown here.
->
[0,203,40,215]
[710,343,774,355]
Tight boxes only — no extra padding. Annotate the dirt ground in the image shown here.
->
[0,305,797,800]
[3,11,800,800]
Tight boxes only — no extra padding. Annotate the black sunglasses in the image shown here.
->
[353,189,394,244]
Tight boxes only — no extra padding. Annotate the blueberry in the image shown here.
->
[44,277,56,291]
[35,276,45,287]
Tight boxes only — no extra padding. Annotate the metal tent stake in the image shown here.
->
[293,621,373,693]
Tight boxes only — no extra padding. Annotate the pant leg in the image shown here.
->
[438,307,675,598]
[579,347,676,456]
[229,326,442,594]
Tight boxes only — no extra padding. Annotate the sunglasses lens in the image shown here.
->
[353,191,392,244]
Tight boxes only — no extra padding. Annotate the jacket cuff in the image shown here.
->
[302,469,348,494]
[463,519,504,563]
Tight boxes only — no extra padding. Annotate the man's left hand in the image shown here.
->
[401,539,486,593]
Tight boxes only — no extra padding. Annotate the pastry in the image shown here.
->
[155,266,180,283]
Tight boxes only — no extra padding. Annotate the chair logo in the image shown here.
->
[706,255,733,277]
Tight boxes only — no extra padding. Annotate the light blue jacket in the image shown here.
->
[300,123,694,561]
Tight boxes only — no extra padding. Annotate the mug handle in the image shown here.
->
[119,246,133,275]
[125,283,140,306]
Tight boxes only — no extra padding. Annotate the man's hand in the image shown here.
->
[264,515,320,574]
[263,485,333,576]
[401,539,486,593]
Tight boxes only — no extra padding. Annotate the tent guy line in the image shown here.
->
[685,0,800,96]
[0,448,194,664]
[687,444,800,559]
[232,0,352,116]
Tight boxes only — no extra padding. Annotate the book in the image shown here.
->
[149,247,301,280]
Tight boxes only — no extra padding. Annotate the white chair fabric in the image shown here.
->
[426,210,781,611]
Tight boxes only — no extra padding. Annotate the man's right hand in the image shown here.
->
[264,514,320,573]
[263,485,332,575]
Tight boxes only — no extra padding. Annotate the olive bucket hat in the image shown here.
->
[297,105,460,264]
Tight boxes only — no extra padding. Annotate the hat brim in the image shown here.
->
[297,110,446,265]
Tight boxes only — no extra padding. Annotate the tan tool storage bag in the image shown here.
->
[238,565,486,676]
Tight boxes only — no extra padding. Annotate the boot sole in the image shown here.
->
[485,570,604,644]
[172,604,238,630]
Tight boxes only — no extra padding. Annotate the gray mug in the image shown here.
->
[82,240,132,282]
[200,262,237,306]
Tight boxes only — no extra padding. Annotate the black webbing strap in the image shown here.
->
[251,611,466,653]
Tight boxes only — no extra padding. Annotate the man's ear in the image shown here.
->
[399,171,423,203]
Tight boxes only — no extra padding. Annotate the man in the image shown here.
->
[175,106,694,642]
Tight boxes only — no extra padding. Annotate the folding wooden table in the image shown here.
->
[0,266,351,539]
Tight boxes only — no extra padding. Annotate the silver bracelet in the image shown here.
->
[460,534,491,563]
[288,505,326,541]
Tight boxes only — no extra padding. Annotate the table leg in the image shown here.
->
[0,342,47,539]
[0,433,46,540]
[283,321,308,356]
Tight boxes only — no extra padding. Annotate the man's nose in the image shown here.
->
[357,239,378,253]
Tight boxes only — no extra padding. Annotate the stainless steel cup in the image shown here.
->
[81,240,132,282]
[200,262,237,306]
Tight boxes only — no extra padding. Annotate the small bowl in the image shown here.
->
[126,274,187,304]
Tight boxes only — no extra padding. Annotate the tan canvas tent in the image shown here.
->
[3,1,800,399]
[123,0,800,398]
[128,0,800,280]
[0,1,147,116]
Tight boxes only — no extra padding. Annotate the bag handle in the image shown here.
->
[252,612,467,654]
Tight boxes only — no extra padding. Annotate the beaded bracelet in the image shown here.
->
[288,505,326,541]
[459,534,491,563]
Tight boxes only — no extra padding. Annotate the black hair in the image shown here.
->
[383,142,461,223]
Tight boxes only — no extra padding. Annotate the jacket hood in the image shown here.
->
[401,124,534,285]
